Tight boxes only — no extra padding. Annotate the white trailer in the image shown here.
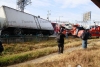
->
[0,6,54,36]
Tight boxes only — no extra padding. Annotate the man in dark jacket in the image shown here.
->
[57,30,65,54]
[81,29,90,49]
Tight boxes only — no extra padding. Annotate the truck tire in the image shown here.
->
[49,30,54,35]
[1,31,10,37]
[96,36,99,38]
[14,28,23,35]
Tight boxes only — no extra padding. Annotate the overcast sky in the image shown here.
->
[0,0,100,25]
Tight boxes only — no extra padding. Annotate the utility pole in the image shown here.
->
[47,10,51,21]
[59,16,63,23]
[56,19,58,23]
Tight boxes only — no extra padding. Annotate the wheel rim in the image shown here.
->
[49,30,54,35]
[1,31,9,37]
[14,28,23,35]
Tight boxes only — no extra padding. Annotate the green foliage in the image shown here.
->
[0,47,57,66]
[0,37,83,66]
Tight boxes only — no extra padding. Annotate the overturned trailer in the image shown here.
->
[0,6,54,36]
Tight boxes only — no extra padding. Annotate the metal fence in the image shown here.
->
[0,35,49,44]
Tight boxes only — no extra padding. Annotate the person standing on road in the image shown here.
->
[56,29,65,54]
[81,29,90,49]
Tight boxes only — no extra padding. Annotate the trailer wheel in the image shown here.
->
[96,36,99,38]
[1,31,10,37]
[49,30,54,35]
[14,28,23,35]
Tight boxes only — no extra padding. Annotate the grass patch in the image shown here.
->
[0,37,98,66]
[31,39,100,67]
[0,47,57,66]
[0,37,82,66]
